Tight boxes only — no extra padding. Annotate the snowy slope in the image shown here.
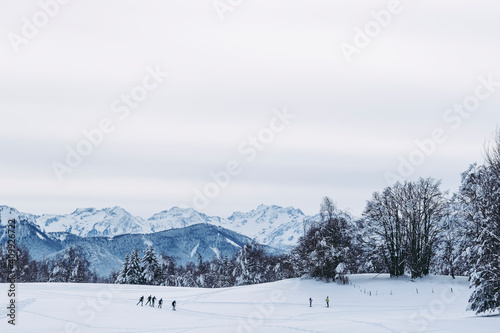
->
[36,207,150,237]
[1,274,498,333]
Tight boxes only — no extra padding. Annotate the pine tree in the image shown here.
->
[462,129,500,314]
[233,240,265,286]
[126,248,142,284]
[141,246,161,285]
[293,197,351,283]
[69,256,92,283]
[116,253,130,284]
[460,166,500,313]
[48,247,92,283]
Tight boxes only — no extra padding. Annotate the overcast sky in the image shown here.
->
[1,0,500,219]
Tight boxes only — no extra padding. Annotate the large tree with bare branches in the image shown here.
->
[363,178,447,278]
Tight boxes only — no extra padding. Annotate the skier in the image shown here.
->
[151,296,156,307]
[309,298,313,307]
[145,295,152,306]
[137,296,144,306]
[172,300,176,311]
[158,298,163,309]
[325,296,329,308]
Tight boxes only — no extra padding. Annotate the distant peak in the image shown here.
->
[108,206,125,212]
[72,208,97,215]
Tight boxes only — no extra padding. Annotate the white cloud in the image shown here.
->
[1,0,499,218]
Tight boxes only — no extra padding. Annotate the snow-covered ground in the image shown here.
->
[1,274,498,333]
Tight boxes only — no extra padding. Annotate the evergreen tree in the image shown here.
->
[141,246,161,285]
[116,253,130,284]
[126,248,143,284]
[293,197,351,283]
[69,255,92,283]
[49,247,93,283]
[233,240,266,286]
[458,130,500,314]
[160,254,177,286]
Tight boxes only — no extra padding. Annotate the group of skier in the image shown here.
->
[309,296,330,308]
[137,295,176,310]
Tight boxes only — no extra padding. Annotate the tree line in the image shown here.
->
[0,246,99,283]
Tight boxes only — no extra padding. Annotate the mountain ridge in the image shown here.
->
[1,204,317,250]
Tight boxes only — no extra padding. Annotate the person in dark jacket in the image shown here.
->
[172,300,176,311]
[137,296,144,306]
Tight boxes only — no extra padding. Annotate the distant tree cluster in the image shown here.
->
[114,243,294,288]
[0,246,98,283]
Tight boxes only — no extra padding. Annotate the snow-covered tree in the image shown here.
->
[459,130,500,314]
[293,197,351,283]
[432,199,469,278]
[159,254,176,286]
[141,246,161,285]
[363,178,447,278]
[49,247,93,283]
[233,240,266,286]
[126,248,143,284]
[115,253,129,284]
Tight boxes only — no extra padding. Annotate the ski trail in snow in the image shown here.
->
[0,298,36,320]
[20,309,138,332]
[350,319,403,333]
[260,324,326,333]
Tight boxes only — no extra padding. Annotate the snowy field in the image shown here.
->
[1,274,498,333]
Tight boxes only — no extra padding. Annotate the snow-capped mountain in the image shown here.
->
[36,207,150,237]
[1,204,316,251]
[145,205,314,250]
[147,207,220,232]
[221,205,314,249]
[0,206,61,259]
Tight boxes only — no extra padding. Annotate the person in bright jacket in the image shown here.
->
[325,296,330,308]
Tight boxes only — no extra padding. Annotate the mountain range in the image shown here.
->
[30,204,316,250]
[0,204,317,276]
